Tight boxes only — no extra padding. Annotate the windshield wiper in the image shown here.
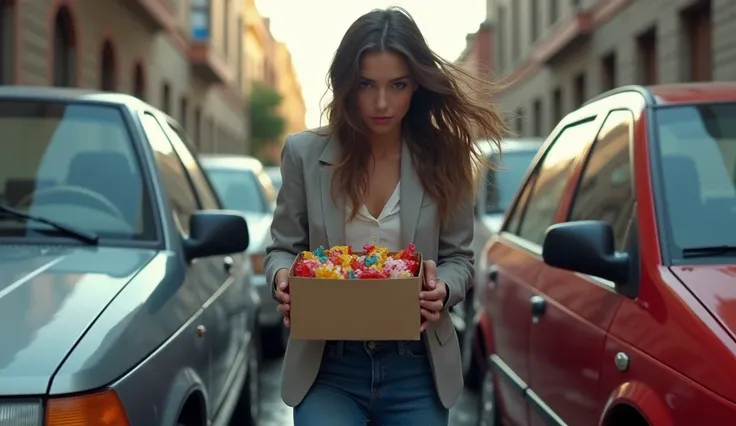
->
[0,204,99,245]
[681,245,736,258]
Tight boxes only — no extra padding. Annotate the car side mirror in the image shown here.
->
[542,220,629,284]
[183,210,249,261]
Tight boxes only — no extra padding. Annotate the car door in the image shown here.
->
[487,119,595,426]
[140,112,217,404]
[528,110,636,426]
[165,121,250,413]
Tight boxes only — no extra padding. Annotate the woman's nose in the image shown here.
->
[375,89,388,110]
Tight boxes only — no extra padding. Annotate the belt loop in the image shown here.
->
[336,340,344,357]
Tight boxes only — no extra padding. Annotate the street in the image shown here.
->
[258,357,480,425]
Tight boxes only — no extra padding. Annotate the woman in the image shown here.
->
[264,7,506,425]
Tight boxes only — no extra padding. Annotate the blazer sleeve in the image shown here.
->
[264,135,309,300]
[437,197,475,309]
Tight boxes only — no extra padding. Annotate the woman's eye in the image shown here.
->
[359,82,372,89]
[393,82,407,90]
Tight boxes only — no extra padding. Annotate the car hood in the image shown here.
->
[0,245,155,395]
[669,265,736,343]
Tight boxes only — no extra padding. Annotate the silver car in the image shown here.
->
[0,87,260,426]
[200,155,288,356]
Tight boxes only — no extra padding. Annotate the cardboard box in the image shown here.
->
[289,252,423,341]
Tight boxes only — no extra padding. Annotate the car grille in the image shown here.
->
[0,400,42,426]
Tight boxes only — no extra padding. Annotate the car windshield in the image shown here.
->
[0,99,155,241]
[485,150,537,213]
[655,103,736,253]
[204,167,270,214]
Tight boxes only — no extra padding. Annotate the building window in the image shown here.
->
[530,0,539,42]
[636,27,657,85]
[191,0,211,41]
[601,52,616,92]
[514,107,524,136]
[52,5,77,87]
[573,73,585,107]
[0,0,15,85]
[552,88,562,124]
[162,82,171,114]
[100,39,116,91]
[180,96,188,131]
[194,107,202,148]
[682,1,711,81]
[533,98,543,137]
[133,62,145,100]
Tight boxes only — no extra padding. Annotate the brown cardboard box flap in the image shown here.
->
[289,252,423,341]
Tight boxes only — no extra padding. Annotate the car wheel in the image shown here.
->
[477,365,500,426]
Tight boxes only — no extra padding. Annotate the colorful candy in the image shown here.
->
[293,243,419,279]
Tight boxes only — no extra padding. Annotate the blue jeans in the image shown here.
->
[293,339,449,426]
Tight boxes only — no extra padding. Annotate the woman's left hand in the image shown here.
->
[419,260,447,332]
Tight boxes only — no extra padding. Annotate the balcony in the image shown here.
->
[532,11,593,65]
[188,42,233,85]
[123,0,176,31]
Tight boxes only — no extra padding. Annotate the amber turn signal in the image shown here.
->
[46,388,129,426]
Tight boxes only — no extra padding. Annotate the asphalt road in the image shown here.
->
[257,357,479,426]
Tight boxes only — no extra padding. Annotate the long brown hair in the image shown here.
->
[322,7,507,223]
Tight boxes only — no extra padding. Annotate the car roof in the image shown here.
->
[477,137,544,156]
[199,154,265,172]
[584,83,736,107]
[0,85,152,110]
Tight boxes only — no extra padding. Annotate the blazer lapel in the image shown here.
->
[400,142,425,247]
[319,135,346,247]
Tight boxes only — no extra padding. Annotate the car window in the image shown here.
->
[504,172,537,235]
[517,119,600,245]
[485,150,537,214]
[166,122,221,210]
[0,100,156,241]
[204,167,269,214]
[569,110,635,251]
[655,103,736,252]
[141,113,199,234]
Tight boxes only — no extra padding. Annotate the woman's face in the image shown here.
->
[356,51,416,137]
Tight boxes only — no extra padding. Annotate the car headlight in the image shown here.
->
[0,400,42,426]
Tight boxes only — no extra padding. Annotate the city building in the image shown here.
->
[272,41,306,138]
[487,0,731,138]
[0,0,249,154]
[243,0,275,92]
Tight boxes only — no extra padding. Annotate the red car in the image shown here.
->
[473,83,736,426]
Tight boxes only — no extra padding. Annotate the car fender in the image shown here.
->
[161,367,210,426]
[599,381,673,426]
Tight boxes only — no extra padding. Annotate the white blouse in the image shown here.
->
[344,183,401,252]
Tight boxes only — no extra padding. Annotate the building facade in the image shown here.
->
[490,0,732,138]
[0,0,249,154]
[273,41,306,138]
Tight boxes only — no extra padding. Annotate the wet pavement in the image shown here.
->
[258,357,479,426]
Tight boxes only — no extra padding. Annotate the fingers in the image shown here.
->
[421,308,440,323]
[423,260,437,290]
[420,299,443,312]
[275,282,290,304]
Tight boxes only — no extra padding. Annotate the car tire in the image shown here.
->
[477,365,500,426]
[229,345,260,426]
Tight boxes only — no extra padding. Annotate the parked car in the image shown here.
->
[454,138,542,388]
[200,155,287,356]
[264,166,282,192]
[0,87,260,426]
[475,84,736,426]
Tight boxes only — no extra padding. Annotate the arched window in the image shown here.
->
[0,0,16,84]
[133,62,145,100]
[100,39,116,91]
[52,5,77,87]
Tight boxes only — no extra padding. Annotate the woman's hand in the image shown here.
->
[419,260,448,332]
[274,268,291,327]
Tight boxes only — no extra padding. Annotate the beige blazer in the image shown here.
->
[264,128,475,409]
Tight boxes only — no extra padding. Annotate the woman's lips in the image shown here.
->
[371,117,392,125]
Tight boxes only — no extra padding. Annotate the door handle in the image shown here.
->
[530,295,546,319]
[223,256,233,274]
[488,265,499,282]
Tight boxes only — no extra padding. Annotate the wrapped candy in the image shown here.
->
[292,243,419,279]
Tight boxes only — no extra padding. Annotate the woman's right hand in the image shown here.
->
[274,268,291,327]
